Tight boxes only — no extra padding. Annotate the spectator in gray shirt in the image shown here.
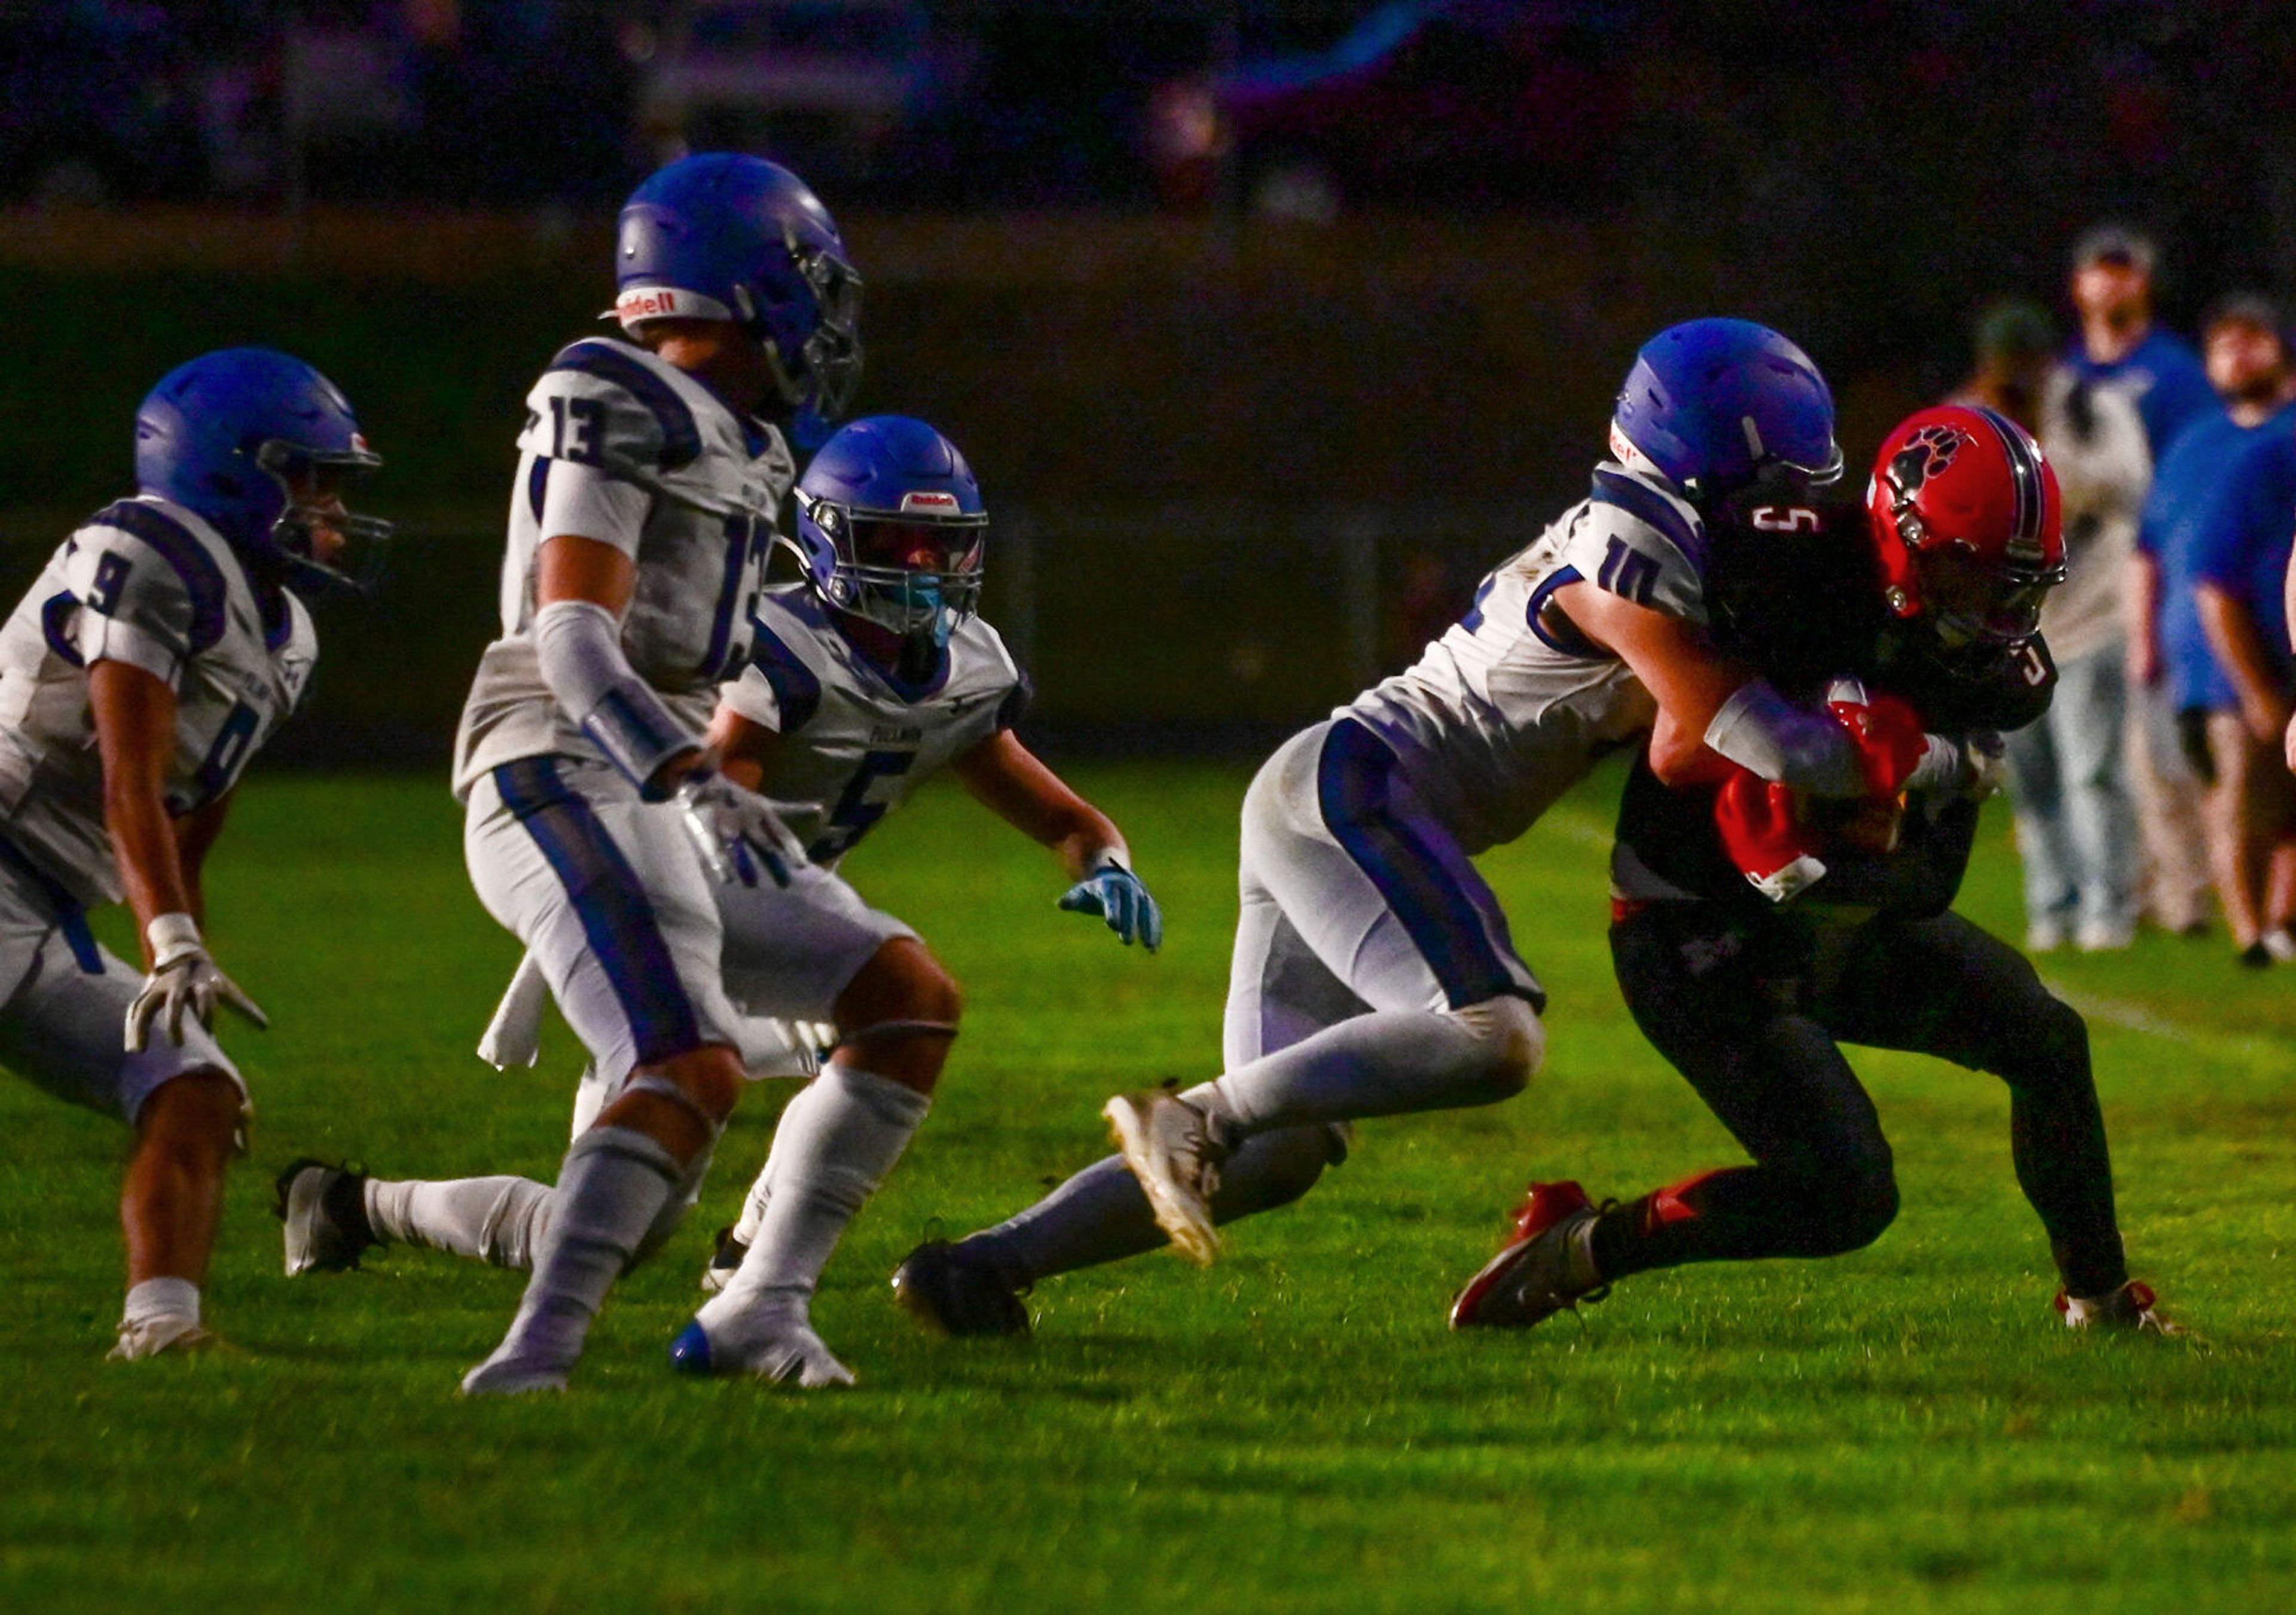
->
[1961,301,2150,950]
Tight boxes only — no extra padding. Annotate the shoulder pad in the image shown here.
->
[1564,470,1712,623]
[74,500,230,658]
[744,592,829,732]
[524,339,705,475]
[1588,467,1709,569]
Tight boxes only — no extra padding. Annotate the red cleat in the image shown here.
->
[2054,1280,2178,1333]
[1449,1180,1609,1330]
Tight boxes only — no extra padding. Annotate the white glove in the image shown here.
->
[124,912,268,1053]
[1959,730,2008,799]
[676,771,814,889]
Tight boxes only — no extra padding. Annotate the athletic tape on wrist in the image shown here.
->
[145,911,201,967]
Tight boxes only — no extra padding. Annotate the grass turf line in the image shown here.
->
[1,762,2291,1614]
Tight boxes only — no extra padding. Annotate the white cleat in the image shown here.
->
[671,1314,854,1388]
[1103,1088,1226,1266]
[750,1322,856,1390]
[459,1347,572,1396]
[108,1317,224,1361]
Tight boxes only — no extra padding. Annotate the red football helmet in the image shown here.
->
[1864,404,2065,646]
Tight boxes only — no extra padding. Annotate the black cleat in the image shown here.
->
[274,1158,380,1275]
[699,1225,748,1293]
[891,1240,1031,1337]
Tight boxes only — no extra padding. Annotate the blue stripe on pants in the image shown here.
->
[493,757,703,1066]
[1315,718,1543,1012]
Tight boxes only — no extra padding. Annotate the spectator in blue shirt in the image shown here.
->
[2176,301,2296,960]
[2065,225,2216,458]
[2156,298,2296,963]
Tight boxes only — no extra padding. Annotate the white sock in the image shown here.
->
[961,1124,1344,1281]
[367,1176,557,1270]
[122,1276,200,1333]
[695,1064,928,1351]
[475,1125,683,1376]
[729,1103,804,1247]
[1184,1003,1530,1137]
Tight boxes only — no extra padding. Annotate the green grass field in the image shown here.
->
[2,762,2292,1613]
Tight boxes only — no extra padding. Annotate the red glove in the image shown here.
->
[1714,767,1827,902]
[1825,679,1928,798]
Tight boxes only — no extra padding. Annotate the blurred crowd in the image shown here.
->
[1959,228,2296,969]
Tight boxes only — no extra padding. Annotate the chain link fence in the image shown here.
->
[0,496,1553,767]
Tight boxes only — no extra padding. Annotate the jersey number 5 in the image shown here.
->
[811,749,916,862]
[1749,506,1821,533]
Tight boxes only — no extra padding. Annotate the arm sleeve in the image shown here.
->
[1702,678,1868,797]
[62,528,200,688]
[533,597,698,795]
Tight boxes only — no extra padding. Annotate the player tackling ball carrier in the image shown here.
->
[891,320,2001,1334]
[433,152,863,1395]
[1449,405,2174,1335]
[0,349,388,1357]
[282,415,1161,1385]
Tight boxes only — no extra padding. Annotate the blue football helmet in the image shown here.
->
[133,348,390,597]
[1611,319,1842,501]
[793,416,987,657]
[615,153,863,444]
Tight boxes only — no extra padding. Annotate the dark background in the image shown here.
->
[4,0,2293,757]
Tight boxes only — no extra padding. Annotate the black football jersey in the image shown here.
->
[1614,497,2057,920]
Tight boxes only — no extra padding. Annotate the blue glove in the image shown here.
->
[1058,858,1163,952]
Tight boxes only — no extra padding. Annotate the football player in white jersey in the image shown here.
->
[434,152,865,1396]
[891,319,1993,1336]
[669,415,1161,1381]
[283,417,1161,1385]
[0,347,388,1358]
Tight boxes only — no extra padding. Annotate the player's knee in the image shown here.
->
[2014,994,2091,1085]
[1833,1164,1900,1253]
[136,1069,243,1163]
[838,938,964,1040]
[647,1044,746,1124]
[1215,1124,1348,1219]
[1449,994,1544,1101]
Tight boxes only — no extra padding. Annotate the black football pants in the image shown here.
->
[1597,903,2130,1298]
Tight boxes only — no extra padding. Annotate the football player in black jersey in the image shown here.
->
[1450,405,2175,1335]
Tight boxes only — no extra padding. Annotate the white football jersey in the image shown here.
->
[1341,463,1713,854]
[719,585,1026,866]
[453,337,796,797]
[0,496,316,906]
